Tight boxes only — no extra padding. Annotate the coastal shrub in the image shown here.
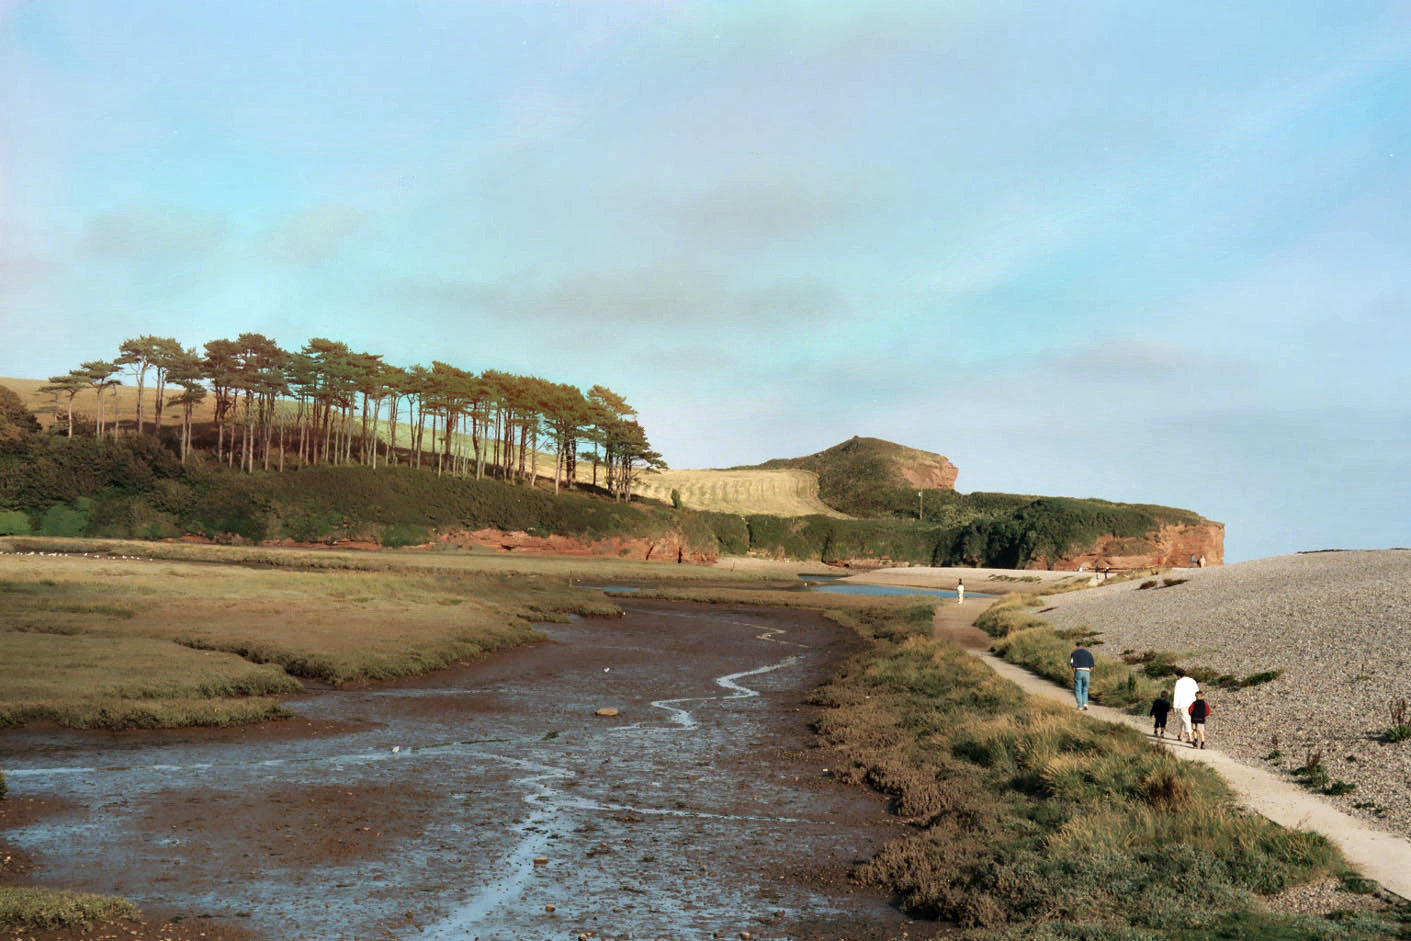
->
[38,498,92,537]
[0,888,137,929]
[1383,697,1411,743]
[699,512,749,555]
[973,593,1048,638]
[0,509,30,535]
[281,507,341,543]
[1293,750,1329,790]
[379,522,432,548]
[85,494,179,540]
[1237,669,1282,688]
[1123,649,1179,678]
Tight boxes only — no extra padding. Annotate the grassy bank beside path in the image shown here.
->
[805,600,1408,939]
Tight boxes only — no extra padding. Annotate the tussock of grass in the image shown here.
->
[0,887,137,929]
[973,593,1049,638]
[810,607,1371,937]
[0,696,291,730]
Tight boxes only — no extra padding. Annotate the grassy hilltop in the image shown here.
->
[751,435,961,518]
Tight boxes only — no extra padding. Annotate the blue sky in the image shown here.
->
[2,1,1408,562]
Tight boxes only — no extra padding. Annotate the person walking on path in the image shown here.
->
[1172,669,1200,743]
[956,579,965,605]
[1069,642,1095,710]
[1189,691,1212,748]
[1150,690,1172,739]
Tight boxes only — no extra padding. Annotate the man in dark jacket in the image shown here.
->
[1070,642,1095,710]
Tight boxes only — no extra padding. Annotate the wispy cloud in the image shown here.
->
[262,206,366,264]
[83,206,228,259]
[394,267,850,330]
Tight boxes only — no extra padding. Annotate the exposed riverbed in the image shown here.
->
[1,602,915,940]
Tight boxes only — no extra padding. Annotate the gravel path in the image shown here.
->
[1038,549,1411,841]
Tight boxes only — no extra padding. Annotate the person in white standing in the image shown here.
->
[1171,668,1200,743]
[956,579,964,604]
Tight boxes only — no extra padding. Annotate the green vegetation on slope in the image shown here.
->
[745,435,1211,566]
[2,395,1214,568]
[752,435,953,518]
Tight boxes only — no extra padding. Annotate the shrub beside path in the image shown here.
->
[932,600,1411,902]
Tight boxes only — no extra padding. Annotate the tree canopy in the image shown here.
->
[37,333,663,499]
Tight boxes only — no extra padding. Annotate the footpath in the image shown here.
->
[932,600,1411,902]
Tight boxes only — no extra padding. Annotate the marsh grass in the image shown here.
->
[804,605,1391,938]
[0,541,632,728]
[0,887,137,929]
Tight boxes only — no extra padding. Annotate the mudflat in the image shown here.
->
[2,601,916,940]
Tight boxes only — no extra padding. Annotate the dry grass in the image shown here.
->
[0,536,793,583]
[635,468,849,518]
[4,377,169,431]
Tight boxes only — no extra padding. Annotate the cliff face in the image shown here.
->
[437,528,717,565]
[1039,522,1226,571]
[893,449,960,491]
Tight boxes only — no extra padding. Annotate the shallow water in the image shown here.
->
[803,582,969,599]
[1,602,907,940]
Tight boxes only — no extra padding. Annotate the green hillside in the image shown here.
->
[1,385,1216,569]
[750,435,957,517]
[740,436,1212,566]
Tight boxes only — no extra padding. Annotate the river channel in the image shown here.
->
[0,601,914,940]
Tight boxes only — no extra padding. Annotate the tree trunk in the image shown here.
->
[387,395,399,468]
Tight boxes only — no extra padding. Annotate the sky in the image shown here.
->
[1,1,1408,562]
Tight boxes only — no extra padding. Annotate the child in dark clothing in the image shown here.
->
[1189,691,1211,748]
[1150,691,1172,739]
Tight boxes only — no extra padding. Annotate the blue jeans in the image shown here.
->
[1073,670,1090,708]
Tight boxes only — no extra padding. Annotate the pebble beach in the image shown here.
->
[1038,549,1411,841]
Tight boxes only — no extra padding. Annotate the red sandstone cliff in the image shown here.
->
[1038,522,1225,572]
[437,528,717,565]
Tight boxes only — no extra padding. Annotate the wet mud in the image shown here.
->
[1,602,919,940]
